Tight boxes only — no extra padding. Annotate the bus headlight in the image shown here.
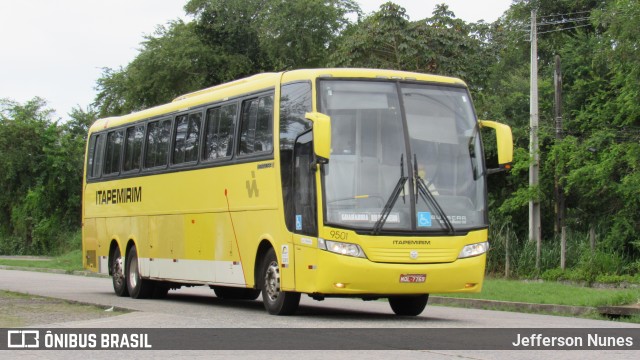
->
[318,238,367,258]
[458,241,489,259]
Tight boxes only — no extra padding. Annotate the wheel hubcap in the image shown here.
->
[114,256,125,287]
[264,261,280,302]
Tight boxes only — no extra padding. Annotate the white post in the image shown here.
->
[529,7,541,270]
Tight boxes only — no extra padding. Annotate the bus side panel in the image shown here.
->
[223,162,283,288]
[293,235,318,294]
[212,211,246,285]
[148,214,182,278]
[95,217,108,264]
[82,218,98,272]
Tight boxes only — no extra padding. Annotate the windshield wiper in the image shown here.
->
[372,154,407,235]
[413,154,455,235]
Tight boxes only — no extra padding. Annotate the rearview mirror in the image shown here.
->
[479,120,513,173]
[304,112,332,164]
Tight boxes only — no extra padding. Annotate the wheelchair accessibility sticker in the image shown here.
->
[295,215,302,231]
[417,212,432,227]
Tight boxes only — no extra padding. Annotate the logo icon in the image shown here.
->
[410,250,419,260]
[246,171,259,198]
[7,330,40,348]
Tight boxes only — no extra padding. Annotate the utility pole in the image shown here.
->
[529,7,541,269]
[554,55,567,269]
[554,55,564,234]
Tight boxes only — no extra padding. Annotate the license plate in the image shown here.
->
[400,274,426,283]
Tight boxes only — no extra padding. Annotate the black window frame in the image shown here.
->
[202,101,239,163]
[123,124,145,174]
[86,133,105,180]
[102,129,124,177]
[143,117,173,170]
[84,87,276,184]
[172,111,203,166]
[238,93,275,159]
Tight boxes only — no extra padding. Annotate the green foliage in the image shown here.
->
[328,3,492,91]
[0,99,94,255]
[95,0,360,117]
[95,21,218,117]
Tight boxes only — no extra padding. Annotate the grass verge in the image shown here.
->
[0,249,83,273]
[434,278,640,308]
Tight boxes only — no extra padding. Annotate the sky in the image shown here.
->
[0,0,513,119]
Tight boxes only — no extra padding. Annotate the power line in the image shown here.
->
[537,24,591,35]
[537,17,591,26]
[538,10,592,22]
[521,17,591,29]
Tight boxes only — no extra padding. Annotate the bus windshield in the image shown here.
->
[319,80,486,234]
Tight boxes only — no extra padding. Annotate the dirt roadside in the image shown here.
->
[0,290,128,327]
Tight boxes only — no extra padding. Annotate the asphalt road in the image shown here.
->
[1,269,639,359]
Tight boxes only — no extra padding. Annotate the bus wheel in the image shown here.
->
[388,294,429,316]
[111,246,129,297]
[260,248,300,315]
[212,286,260,300]
[125,245,154,299]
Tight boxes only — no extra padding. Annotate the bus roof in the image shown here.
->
[88,68,467,134]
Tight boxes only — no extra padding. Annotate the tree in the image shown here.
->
[480,0,640,271]
[0,98,56,251]
[329,3,490,90]
[0,99,94,254]
[94,21,218,117]
[95,0,359,117]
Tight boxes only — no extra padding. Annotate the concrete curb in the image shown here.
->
[430,296,596,316]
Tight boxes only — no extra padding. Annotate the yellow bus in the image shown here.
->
[82,68,512,316]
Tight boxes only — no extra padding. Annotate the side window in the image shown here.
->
[86,134,105,179]
[123,125,144,172]
[145,119,172,168]
[239,94,273,155]
[203,103,237,161]
[173,112,202,164]
[279,82,312,232]
[293,131,317,236]
[103,130,124,175]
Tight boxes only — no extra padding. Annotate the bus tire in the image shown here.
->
[388,294,429,316]
[212,286,260,300]
[125,245,154,299]
[111,246,129,297]
[260,248,300,315]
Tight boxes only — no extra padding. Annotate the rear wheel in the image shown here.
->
[261,248,300,315]
[111,246,129,297]
[125,245,154,299]
[388,294,429,316]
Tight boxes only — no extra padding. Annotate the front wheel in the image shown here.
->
[261,248,300,315]
[388,294,429,316]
